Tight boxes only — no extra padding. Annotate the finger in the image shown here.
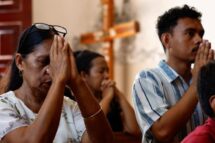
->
[101,81,107,88]
[199,41,208,60]
[107,80,115,87]
[102,80,111,87]
[62,41,69,55]
[208,49,214,61]
[69,47,79,77]
[203,41,211,60]
[57,36,64,56]
[199,42,205,60]
[105,80,112,87]
[60,39,69,69]
[195,43,202,62]
[50,35,57,59]
[58,36,63,49]
[56,35,60,54]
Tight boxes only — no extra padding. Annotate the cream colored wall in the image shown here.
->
[32,0,99,40]
[32,0,215,103]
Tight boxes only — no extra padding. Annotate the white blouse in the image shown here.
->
[0,91,86,143]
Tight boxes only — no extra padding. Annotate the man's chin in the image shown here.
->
[189,59,195,63]
[188,56,196,63]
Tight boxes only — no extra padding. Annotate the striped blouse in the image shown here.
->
[132,60,205,143]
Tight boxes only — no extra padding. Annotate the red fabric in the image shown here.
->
[181,118,215,143]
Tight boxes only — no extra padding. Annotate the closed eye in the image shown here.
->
[37,57,50,67]
[185,29,195,38]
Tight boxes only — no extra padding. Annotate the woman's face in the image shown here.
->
[21,39,52,95]
[84,57,109,94]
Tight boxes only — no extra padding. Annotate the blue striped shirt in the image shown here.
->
[132,60,204,143]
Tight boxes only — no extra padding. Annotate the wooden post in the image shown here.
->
[101,0,114,79]
[80,0,140,79]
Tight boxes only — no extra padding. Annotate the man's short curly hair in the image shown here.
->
[156,4,202,41]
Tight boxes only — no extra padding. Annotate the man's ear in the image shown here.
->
[15,53,24,72]
[209,95,215,111]
[161,33,171,50]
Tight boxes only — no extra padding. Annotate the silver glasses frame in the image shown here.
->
[34,23,67,37]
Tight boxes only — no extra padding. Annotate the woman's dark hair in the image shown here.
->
[197,60,215,117]
[5,25,55,92]
[74,50,123,131]
[74,50,103,74]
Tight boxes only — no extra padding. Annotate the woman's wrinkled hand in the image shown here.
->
[49,36,71,84]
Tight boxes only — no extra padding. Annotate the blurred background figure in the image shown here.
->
[74,50,141,143]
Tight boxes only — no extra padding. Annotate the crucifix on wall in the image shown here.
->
[80,0,139,79]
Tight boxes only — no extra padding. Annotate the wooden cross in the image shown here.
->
[80,0,139,79]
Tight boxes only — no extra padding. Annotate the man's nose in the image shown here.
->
[195,34,203,45]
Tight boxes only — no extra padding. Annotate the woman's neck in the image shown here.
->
[14,85,45,113]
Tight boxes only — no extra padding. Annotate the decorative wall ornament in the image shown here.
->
[71,0,164,65]
[72,0,139,64]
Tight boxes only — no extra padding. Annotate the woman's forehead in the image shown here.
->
[91,57,108,68]
[30,39,52,57]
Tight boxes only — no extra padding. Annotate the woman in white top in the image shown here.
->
[0,23,113,143]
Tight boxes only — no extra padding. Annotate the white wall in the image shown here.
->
[33,0,215,102]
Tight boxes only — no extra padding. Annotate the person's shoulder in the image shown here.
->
[134,67,161,81]
[0,91,14,97]
[182,123,214,143]
[0,91,16,103]
[0,91,19,111]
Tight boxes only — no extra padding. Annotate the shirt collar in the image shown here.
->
[158,60,180,83]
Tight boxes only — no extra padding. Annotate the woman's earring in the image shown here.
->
[19,70,22,77]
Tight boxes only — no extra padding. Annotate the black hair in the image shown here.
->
[74,50,123,131]
[156,4,202,51]
[5,25,55,92]
[197,60,215,117]
[74,50,103,74]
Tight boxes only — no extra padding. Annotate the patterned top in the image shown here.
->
[0,91,85,143]
[132,60,205,143]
